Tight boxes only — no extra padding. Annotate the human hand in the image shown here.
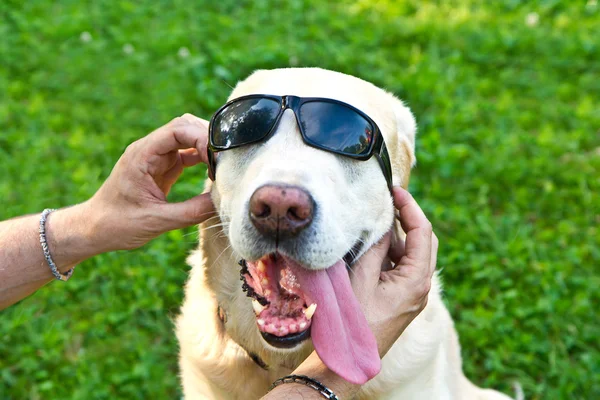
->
[350,187,438,357]
[83,114,215,253]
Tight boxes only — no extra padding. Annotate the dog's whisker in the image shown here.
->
[208,228,229,244]
[201,223,229,232]
[211,232,228,242]
[182,230,200,238]
[189,211,218,221]
[199,218,230,231]
[219,78,235,90]
[209,243,233,270]
[346,265,358,280]
[198,215,223,226]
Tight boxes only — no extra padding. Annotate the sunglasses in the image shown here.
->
[207,95,393,192]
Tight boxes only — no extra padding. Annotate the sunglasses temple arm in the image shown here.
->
[374,154,393,195]
[207,147,217,181]
[373,135,393,194]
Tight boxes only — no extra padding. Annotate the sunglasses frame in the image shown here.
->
[207,94,393,192]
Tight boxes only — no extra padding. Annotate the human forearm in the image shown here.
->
[0,203,97,309]
[42,115,214,256]
[261,353,359,400]
[0,116,215,311]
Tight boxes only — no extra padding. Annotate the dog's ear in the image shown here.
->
[385,94,417,189]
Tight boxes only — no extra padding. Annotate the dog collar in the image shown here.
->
[216,305,269,371]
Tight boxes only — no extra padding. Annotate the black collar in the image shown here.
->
[217,305,269,370]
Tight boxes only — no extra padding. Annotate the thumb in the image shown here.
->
[158,192,216,231]
[350,231,392,290]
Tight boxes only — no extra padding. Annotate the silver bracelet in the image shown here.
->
[269,375,339,399]
[39,209,74,281]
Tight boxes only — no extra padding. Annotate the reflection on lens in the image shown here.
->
[212,98,281,148]
[299,102,373,156]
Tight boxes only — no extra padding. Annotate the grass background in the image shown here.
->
[1,0,599,399]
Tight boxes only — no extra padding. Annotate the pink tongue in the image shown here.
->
[288,260,381,384]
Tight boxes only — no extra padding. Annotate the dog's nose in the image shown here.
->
[249,184,314,238]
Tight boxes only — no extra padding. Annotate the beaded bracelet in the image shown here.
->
[39,209,74,281]
[269,375,339,399]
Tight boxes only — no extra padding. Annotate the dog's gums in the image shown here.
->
[241,255,315,338]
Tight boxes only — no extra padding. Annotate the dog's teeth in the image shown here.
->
[257,319,265,326]
[299,322,307,330]
[268,324,277,333]
[257,261,266,272]
[289,324,297,333]
[303,303,317,320]
[264,289,271,297]
[261,278,269,286]
[252,299,266,315]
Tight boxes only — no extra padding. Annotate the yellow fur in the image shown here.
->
[176,68,513,399]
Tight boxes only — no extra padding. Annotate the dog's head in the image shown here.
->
[204,68,416,383]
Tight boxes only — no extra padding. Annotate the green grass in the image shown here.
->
[1,1,598,399]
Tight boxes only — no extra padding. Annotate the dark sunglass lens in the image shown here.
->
[212,98,281,148]
[299,102,374,156]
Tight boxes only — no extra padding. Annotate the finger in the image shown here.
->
[159,149,204,194]
[144,116,209,162]
[350,232,392,287]
[393,187,432,267]
[158,192,216,230]
[159,156,185,195]
[179,148,204,167]
[179,113,209,126]
[388,227,406,264]
[393,187,431,234]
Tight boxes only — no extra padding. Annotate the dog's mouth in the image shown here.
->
[240,242,364,347]
[239,245,381,385]
[241,254,315,347]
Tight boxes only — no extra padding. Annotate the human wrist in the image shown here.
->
[290,352,360,399]
[45,203,100,272]
[372,314,414,358]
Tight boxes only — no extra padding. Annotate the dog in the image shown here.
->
[176,68,514,399]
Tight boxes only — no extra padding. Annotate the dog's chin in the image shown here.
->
[239,241,365,349]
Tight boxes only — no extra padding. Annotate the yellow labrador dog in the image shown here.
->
[176,68,513,399]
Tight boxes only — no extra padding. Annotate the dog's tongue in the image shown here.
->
[288,259,381,384]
